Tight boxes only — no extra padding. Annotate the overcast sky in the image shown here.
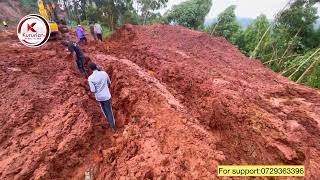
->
[160,0,319,20]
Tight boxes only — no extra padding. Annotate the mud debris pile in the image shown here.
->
[0,25,319,179]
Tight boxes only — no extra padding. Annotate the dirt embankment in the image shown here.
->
[0,34,112,179]
[105,24,320,178]
[0,24,319,179]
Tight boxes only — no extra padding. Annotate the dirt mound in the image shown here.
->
[0,24,319,179]
[0,36,112,179]
[106,24,320,178]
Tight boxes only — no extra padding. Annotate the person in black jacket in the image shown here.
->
[62,40,87,76]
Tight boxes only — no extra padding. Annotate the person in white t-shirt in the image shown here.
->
[94,22,103,41]
[88,63,115,131]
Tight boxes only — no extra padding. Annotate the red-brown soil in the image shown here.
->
[0,24,319,179]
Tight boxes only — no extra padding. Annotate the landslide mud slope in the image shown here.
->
[0,30,221,179]
[106,24,320,178]
[0,32,114,179]
[0,24,319,179]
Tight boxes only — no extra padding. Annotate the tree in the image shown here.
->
[75,0,137,30]
[145,12,166,25]
[210,5,241,44]
[85,4,100,22]
[122,10,141,25]
[236,15,272,59]
[136,0,168,25]
[166,0,212,29]
[275,0,319,52]
[261,0,320,86]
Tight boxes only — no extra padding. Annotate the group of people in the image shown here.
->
[76,22,103,44]
[62,40,116,131]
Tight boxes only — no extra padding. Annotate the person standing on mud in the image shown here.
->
[62,40,87,77]
[88,63,116,131]
[76,25,87,44]
[89,22,96,41]
[94,22,103,41]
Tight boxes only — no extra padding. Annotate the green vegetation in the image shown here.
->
[63,0,168,29]
[236,15,271,59]
[205,5,241,44]
[203,0,320,89]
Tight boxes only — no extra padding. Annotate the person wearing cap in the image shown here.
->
[76,24,87,44]
[62,40,87,76]
[88,63,116,131]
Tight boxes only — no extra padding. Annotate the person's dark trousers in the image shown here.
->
[97,34,103,41]
[91,32,97,41]
[79,37,87,44]
[99,99,116,130]
[76,56,87,76]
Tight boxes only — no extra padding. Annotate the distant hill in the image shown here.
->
[205,17,254,29]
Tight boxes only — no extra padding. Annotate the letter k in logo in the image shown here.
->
[27,22,37,32]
